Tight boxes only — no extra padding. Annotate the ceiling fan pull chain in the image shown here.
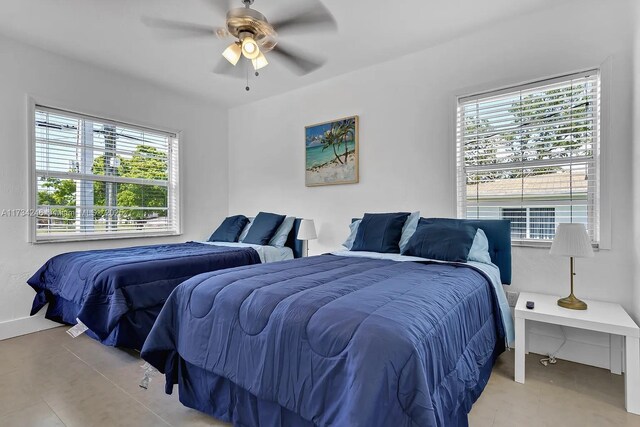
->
[246,62,250,91]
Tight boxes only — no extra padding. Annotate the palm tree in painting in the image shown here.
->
[320,126,344,164]
[335,118,356,164]
[319,118,356,165]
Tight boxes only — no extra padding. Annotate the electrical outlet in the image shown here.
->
[506,291,519,307]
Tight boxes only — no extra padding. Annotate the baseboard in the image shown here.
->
[0,315,60,341]
[526,320,616,371]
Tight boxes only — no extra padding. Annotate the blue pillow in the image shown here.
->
[269,217,295,247]
[208,215,249,243]
[403,219,478,262]
[238,217,254,242]
[468,228,493,265]
[342,219,361,250]
[351,212,410,253]
[399,211,420,253]
[242,212,286,245]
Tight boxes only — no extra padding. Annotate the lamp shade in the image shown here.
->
[549,223,594,258]
[297,219,317,241]
[222,43,242,66]
[252,52,268,70]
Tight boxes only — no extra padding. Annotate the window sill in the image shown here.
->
[32,231,182,244]
[511,240,600,250]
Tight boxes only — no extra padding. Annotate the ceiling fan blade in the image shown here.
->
[215,28,231,39]
[203,0,234,17]
[270,2,337,35]
[141,17,220,38]
[270,43,324,75]
[212,57,242,78]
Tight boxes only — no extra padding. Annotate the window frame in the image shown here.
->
[454,69,608,248]
[28,99,183,243]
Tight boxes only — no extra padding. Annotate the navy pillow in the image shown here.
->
[242,212,286,245]
[403,219,478,262]
[208,215,249,243]
[351,212,410,253]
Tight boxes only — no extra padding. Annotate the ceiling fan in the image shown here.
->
[143,0,337,82]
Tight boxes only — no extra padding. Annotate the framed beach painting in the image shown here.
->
[305,115,359,187]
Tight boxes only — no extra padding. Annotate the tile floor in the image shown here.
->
[0,327,638,426]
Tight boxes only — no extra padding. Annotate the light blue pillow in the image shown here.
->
[399,211,420,253]
[342,220,361,250]
[468,228,493,265]
[238,217,254,242]
[269,216,295,247]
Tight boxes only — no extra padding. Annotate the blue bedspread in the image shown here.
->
[28,242,261,342]
[142,254,505,427]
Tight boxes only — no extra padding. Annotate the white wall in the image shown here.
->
[0,35,229,338]
[229,1,637,368]
[633,0,640,325]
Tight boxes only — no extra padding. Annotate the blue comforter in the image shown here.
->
[142,254,505,427]
[28,242,261,341]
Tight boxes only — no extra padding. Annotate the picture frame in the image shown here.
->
[305,115,359,187]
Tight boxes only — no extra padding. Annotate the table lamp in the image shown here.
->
[549,223,594,310]
[297,219,317,257]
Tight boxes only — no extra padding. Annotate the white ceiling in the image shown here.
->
[0,0,561,107]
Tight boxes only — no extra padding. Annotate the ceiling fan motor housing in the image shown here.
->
[226,7,277,52]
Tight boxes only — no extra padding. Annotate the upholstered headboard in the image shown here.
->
[423,218,512,285]
[285,219,304,259]
[350,217,512,284]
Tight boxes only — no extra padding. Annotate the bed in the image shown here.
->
[27,218,303,350]
[141,218,513,427]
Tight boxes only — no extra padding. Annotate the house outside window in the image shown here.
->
[499,207,556,240]
[31,105,180,242]
[457,71,600,245]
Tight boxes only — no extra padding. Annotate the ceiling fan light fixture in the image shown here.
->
[252,52,268,70]
[222,42,242,65]
[241,36,260,59]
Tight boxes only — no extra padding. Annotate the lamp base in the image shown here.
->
[557,293,588,310]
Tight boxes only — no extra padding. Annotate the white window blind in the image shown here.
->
[456,71,600,245]
[32,106,180,242]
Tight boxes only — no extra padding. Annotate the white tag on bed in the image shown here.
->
[66,319,88,338]
[139,363,157,389]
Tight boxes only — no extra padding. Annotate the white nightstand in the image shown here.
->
[514,292,640,415]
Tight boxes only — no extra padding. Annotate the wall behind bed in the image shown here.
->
[228,0,638,369]
[632,0,640,351]
[0,35,229,339]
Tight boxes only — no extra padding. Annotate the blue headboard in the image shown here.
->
[351,217,512,284]
[285,219,304,259]
[423,218,512,285]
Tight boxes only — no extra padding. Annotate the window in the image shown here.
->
[457,71,600,245]
[501,208,526,239]
[529,207,555,239]
[500,207,555,240]
[31,105,180,242]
